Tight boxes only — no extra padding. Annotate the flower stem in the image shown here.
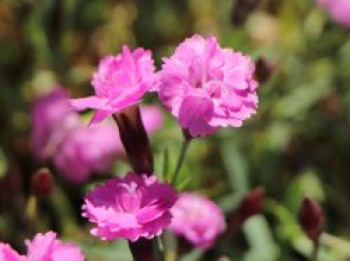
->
[310,239,320,261]
[171,138,191,186]
[112,105,154,175]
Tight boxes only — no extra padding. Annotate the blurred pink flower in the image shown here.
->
[70,46,158,124]
[318,0,350,28]
[31,87,163,184]
[26,232,84,261]
[159,34,258,137]
[141,105,164,134]
[170,193,226,249]
[0,243,25,261]
[53,121,122,183]
[0,232,84,261]
[82,173,177,241]
[53,106,162,183]
[31,88,80,161]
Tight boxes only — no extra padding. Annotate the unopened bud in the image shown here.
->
[255,58,273,83]
[238,187,264,219]
[112,105,154,175]
[298,197,324,242]
[227,187,264,235]
[31,168,53,198]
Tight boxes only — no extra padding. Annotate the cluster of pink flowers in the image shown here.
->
[0,232,84,261]
[71,34,259,137]
[169,193,226,248]
[318,0,350,28]
[30,34,259,253]
[31,87,163,183]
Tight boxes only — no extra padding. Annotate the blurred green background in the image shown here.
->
[1,0,350,260]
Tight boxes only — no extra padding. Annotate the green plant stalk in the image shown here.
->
[171,138,191,186]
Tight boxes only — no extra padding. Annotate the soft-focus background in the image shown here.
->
[1,0,350,260]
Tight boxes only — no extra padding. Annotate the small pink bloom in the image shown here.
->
[26,232,84,261]
[53,105,162,184]
[318,0,350,28]
[0,243,26,261]
[82,173,177,241]
[31,88,80,161]
[159,34,258,137]
[141,105,164,134]
[170,193,226,249]
[70,46,158,124]
[53,121,122,183]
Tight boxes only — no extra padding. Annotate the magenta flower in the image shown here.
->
[53,121,122,183]
[82,173,177,241]
[0,243,25,261]
[159,34,259,137]
[53,106,162,184]
[169,193,226,249]
[31,88,80,161]
[0,232,84,261]
[26,232,84,261]
[318,0,350,28]
[70,46,158,124]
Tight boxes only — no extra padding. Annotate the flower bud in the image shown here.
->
[238,187,264,219]
[255,58,273,84]
[31,168,53,198]
[227,187,264,235]
[298,197,324,242]
[112,105,154,175]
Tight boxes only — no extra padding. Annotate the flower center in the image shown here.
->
[116,182,141,213]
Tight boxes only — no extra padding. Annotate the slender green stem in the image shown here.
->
[152,237,164,261]
[310,239,320,261]
[171,138,191,186]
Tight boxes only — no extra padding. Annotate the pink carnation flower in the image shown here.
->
[159,34,258,137]
[31,88,80,161]
[318,0,350,28]
[53,106,162,184]
[53,121,122,183]
[0,232,84,261]
[0,243,25,261]
[70,46,158,124]
[169,193,226,248]
[31,87,163,184]
[82,173,177,241]
[26,232,84,261]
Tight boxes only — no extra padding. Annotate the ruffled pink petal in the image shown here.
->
[0,243,26,261]
[70,96,109,111]
[90,110,113,125]
[178,96,216,137]
[26,232,84,261]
